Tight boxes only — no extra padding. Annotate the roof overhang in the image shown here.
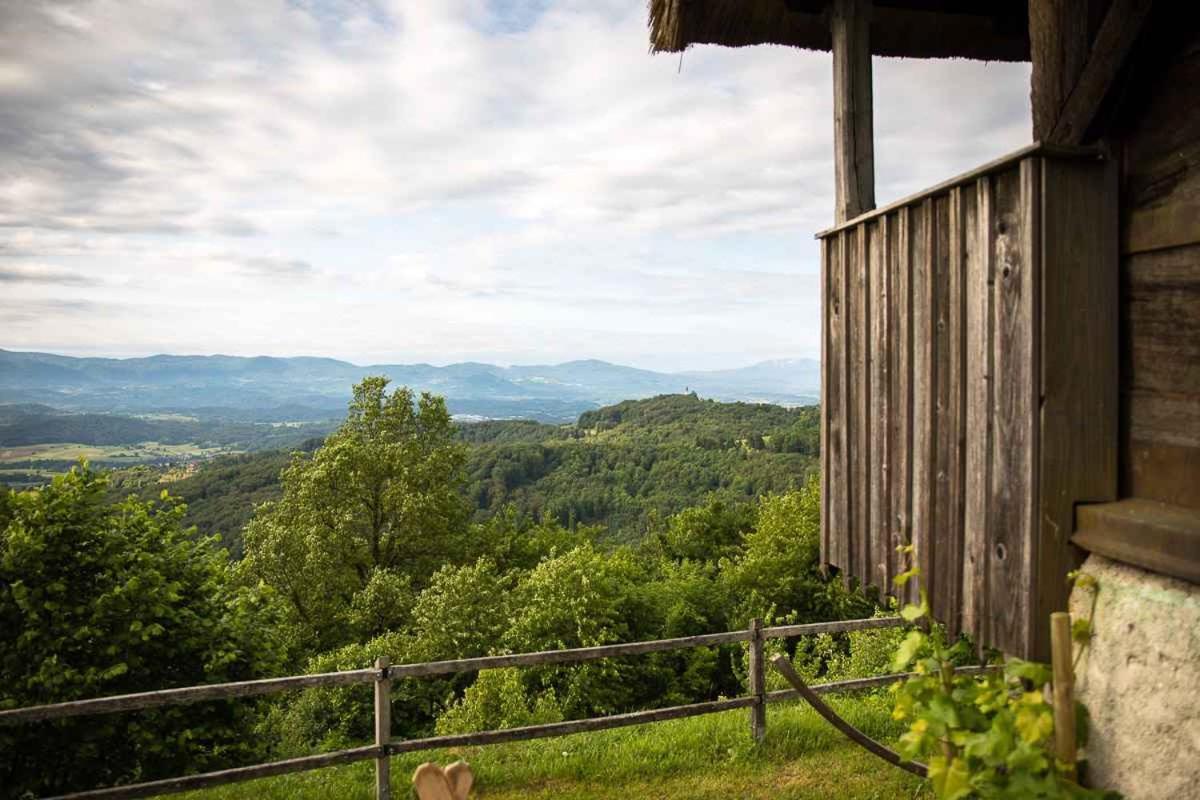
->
[648,0,1030,61]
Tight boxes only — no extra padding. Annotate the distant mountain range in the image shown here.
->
[0,349,819,422]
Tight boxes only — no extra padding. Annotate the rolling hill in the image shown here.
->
[0,349,819,422]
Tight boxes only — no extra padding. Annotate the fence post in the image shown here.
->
[374,656,392,800]
[1050,612,1077,782]
[748,618,766,743]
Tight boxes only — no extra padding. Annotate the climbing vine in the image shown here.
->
[888,547,1119,799]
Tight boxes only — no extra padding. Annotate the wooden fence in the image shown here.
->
[817,142,1118,660]
[1,616,910,800]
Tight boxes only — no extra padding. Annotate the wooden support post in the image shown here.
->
[831,0,875,223]
[1050,613,1077,781]
[748,618,766,743]
[375,656,392,800]
[1029,0,1090,141]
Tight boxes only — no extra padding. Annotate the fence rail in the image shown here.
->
[7,616,913,800]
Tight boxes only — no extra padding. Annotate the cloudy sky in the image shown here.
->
[1,0,1032,371]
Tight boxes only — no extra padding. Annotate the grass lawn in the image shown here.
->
[185,694,930,800]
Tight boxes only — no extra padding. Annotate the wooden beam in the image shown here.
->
[1029,0,1091,140]
[832,0,876,223]
[1050,0,1156,145]
[1074,499,1200,584]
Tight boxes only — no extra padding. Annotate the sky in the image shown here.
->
[1,0,1033,371]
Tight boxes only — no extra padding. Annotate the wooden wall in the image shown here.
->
[1117,27,1200,510]
[819,147,1117,659]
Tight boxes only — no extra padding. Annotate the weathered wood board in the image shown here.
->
[819,146,1117,658]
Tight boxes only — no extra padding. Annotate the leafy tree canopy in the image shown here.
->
[240,377,469,651]
[0,466,286,797]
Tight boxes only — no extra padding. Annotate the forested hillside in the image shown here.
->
[112,394,820,554]
[3,380,884,799]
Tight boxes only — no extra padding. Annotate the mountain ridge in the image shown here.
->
[0,349,819,423]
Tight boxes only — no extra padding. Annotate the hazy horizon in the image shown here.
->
[0,344,819,375]
[3,1,1032,371]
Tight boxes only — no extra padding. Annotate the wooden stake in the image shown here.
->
[375,657,392,800]
[748,618,766,743]
[1050,612,1077,781]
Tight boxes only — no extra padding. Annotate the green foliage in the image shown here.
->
[465,394,820,541]
[407,559,515,663]
[267,631,413,755]
[658,499,757,563]
[888,568,1119,800]
[0,466,287,796]
[722,479,870,626]
[93,394,821,554]
[435,668,563,735]
[240,378,469,650]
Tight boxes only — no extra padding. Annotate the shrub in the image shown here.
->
[435,668,563,735]
[0,466,287,796]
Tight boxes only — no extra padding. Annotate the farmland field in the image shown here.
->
[0,442,235,487]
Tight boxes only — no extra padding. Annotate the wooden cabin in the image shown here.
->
[648,0,1200,661]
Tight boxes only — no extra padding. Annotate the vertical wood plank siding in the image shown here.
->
[819,149,1116,658]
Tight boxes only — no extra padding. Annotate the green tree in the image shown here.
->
[0,466,286,797]
[723,478,870,626]
[240,377,468,650]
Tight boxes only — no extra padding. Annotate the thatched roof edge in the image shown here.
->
[648,0,1030,62]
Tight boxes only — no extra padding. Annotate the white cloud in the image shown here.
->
[0,0,1031,369]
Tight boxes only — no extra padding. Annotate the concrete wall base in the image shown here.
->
[1069,554,1200,799]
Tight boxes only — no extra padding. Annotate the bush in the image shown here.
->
[0,466,287,796]
[435,668,563,735]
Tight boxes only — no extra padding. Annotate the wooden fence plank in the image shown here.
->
[388,697,755,756]
[821,235,831,568]
[931,193,961,633]
[850,226,872,586]
[962,175,994,645]
[889,209,913,602]
[762,616,905,639]
[0,670,379,726]
[910,198,936,601]
[869,215,891,590]
[386,630,751,679]
[47,746,383,800]
[987,161,1039,655]
[826,232,851,573]
[936,188,969,637]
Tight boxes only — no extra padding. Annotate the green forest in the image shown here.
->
[1,380,884,797]
[107,392,821,556]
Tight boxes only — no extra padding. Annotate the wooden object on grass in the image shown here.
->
[375,657,392,800]
[1050,612,1078,781]
[413,761,474,800]
[748,618,766,742]
[769,654,927,778]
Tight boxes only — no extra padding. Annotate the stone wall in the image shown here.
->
[1069,554,1200,799]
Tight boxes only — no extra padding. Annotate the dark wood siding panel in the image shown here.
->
[1115,27,1200,513]
[1036,156,1119,654]
[1119,244,1200,510]
[1121,33,1200,256]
